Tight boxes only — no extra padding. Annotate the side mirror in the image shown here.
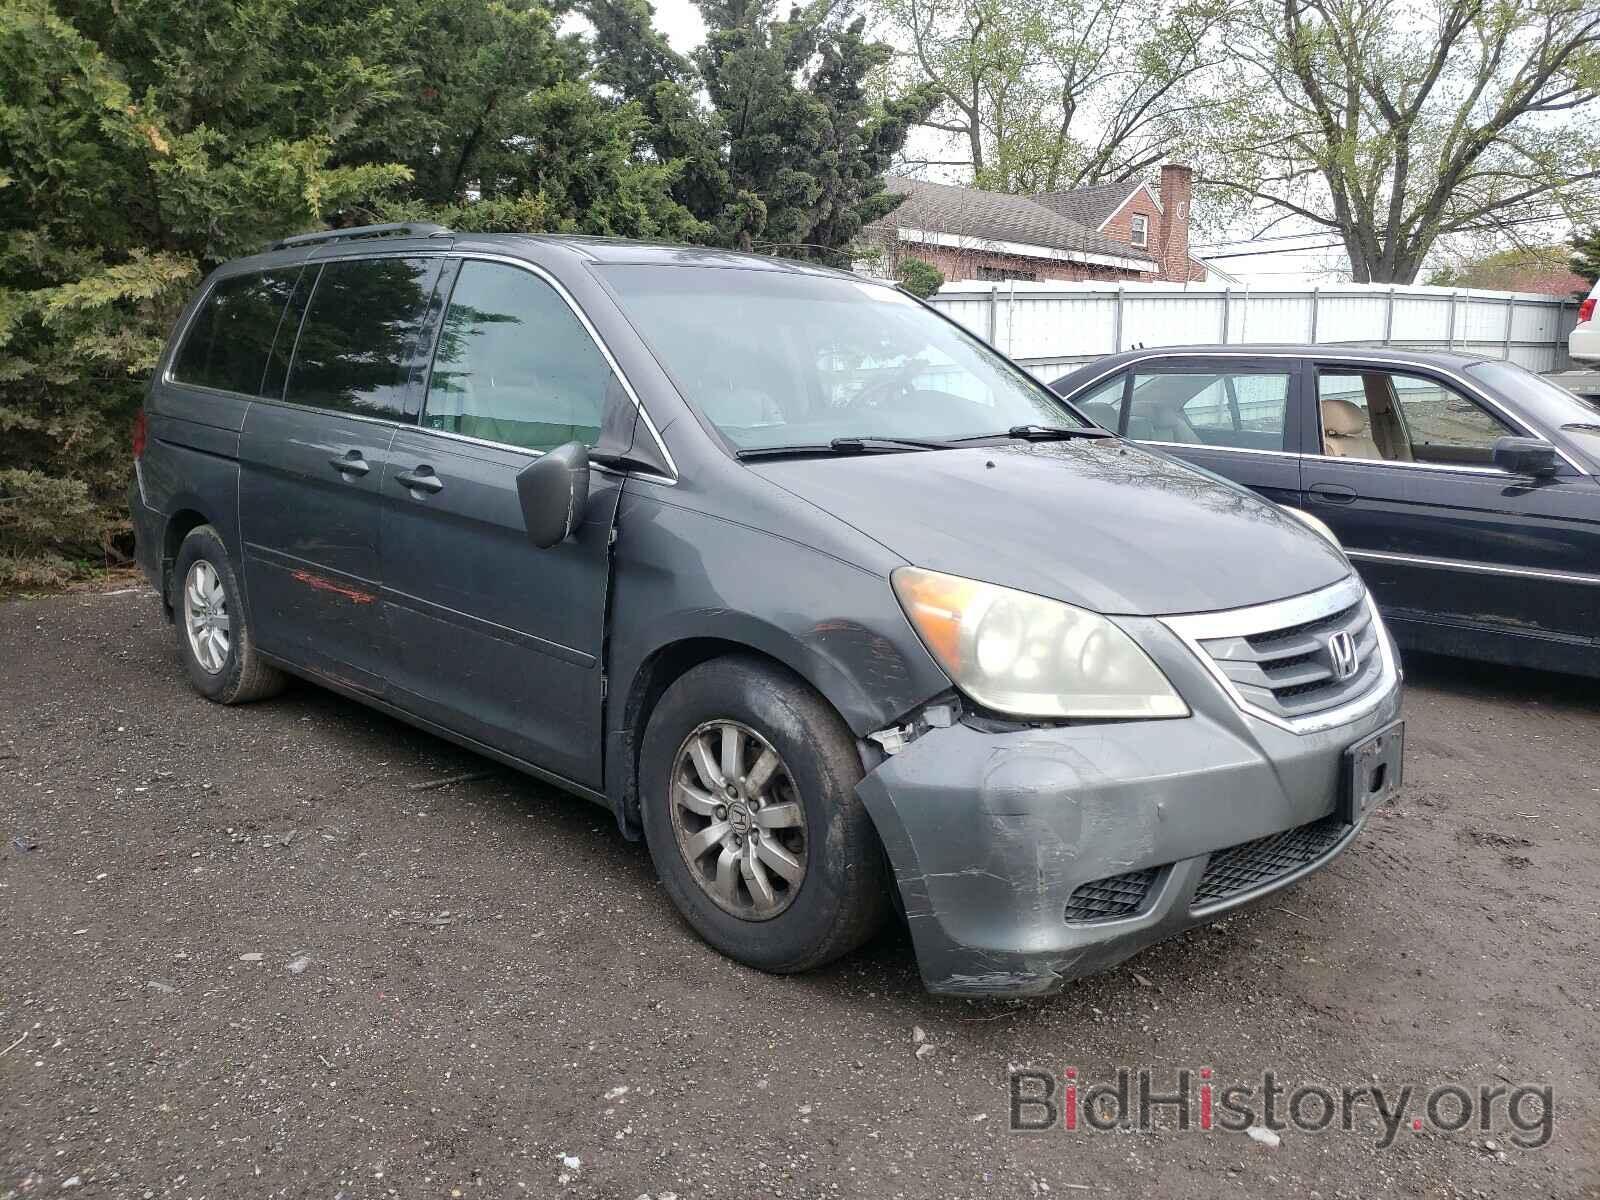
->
[515,441,591,548]
[1491,436,1560,478]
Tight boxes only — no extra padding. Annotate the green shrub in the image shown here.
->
[896,256,944,298]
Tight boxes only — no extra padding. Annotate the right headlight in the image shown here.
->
[891,567,1189,720]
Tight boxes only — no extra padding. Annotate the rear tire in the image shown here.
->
[172,525,285,704]
[639,655,888,973]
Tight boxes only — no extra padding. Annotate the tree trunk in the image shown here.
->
[1355,253,1422,285]
[968,82,984,172]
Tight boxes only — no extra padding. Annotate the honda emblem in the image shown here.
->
[1327,630,1360,681]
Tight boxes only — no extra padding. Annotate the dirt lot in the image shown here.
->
[2,589,1597,1199]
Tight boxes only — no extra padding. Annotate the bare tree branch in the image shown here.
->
[1204,0,1600,281]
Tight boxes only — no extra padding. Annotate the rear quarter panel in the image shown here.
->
[142,382,249,558]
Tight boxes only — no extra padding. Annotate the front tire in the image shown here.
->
[172,525,285,704]
[639,656,889,974]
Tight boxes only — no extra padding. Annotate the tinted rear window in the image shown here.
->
[170,270,299,395]
[261,267,315,400]
[284,257,436,418]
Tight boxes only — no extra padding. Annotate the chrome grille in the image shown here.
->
[1191,815,1348,909]
[1063,868,1159,922]
[1167,578,1387,725]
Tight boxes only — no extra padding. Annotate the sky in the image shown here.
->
[652,0,707,51]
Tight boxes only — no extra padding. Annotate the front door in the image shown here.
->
[1298,360,1600,660]
[239,255,440,690]
[379,257,630,789]
[1114,358,1305,506]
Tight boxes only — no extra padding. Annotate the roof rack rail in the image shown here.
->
[267,222,453,252]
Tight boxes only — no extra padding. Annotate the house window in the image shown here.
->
[1130,215,1149,248]
[975,266,1039,282]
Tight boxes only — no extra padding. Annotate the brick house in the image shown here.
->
[865,164,1212,285]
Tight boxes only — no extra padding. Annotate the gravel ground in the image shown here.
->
[2,588,1597,1199]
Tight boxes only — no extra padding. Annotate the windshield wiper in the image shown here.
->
[1005,424,1115,441]
[736,436,949,460]
[830,435,951,451]
[948,424,1115,444]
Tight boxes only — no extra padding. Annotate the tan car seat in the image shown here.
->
[1126,401,1201,443]
[1320,397,1382,460]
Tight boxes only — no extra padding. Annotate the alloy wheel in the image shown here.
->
[183,560,231,675]
[668,720,808,920]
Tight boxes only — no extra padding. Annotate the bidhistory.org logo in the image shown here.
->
[1008,1067,1554,1149]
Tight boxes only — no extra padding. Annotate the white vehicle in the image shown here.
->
[1572,277,1600,364]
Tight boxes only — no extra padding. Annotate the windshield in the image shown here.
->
[598,265,1082,450]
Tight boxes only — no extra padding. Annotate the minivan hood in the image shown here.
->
[750,440,1348,616]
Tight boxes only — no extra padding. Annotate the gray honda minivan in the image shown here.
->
[131,224,1403,996]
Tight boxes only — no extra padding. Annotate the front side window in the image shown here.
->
[170,270,299,395]
[422,261,611,452]
[1126,371,1291,450]
[284,257,436,419]
[1317,369,1514,466]
[1130,215,1149,248]
[597,266,1079,451]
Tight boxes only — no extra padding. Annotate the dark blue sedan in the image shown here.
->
[1051,346,1600,677]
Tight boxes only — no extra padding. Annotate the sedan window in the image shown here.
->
[1065,373,1125,431]
[1467,359,1600,467]
[1317,370,1513,467]
[1125,371,1292,450]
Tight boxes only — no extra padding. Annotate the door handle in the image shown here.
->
[394,466,444,495]
[1309,482,1357,505]
[329,452,369,477]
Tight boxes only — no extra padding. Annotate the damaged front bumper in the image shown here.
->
[857,613,1403,997]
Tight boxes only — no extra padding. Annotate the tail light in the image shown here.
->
[1580,297,1596,324]
[131,408,147,460]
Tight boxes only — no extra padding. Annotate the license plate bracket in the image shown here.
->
[1340,719,1404,824]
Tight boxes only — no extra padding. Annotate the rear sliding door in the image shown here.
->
[238,255,441,691]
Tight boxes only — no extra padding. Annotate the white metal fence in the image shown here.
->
[926,280,1583,381]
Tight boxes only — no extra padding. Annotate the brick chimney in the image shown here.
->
[1157,163,1193,282]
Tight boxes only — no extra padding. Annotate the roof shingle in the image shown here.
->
[1032,181,1147,229]
[872,178,1155,265]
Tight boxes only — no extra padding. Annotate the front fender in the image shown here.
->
[603,486,953,815]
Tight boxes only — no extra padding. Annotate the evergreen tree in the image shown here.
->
[1,0,933,582]
[694,0,938,260]
[1573,227,1600,290]
[583,0,738,230]
[344,0,704,239]
[586,0,937,260]
[0,0,409,585]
